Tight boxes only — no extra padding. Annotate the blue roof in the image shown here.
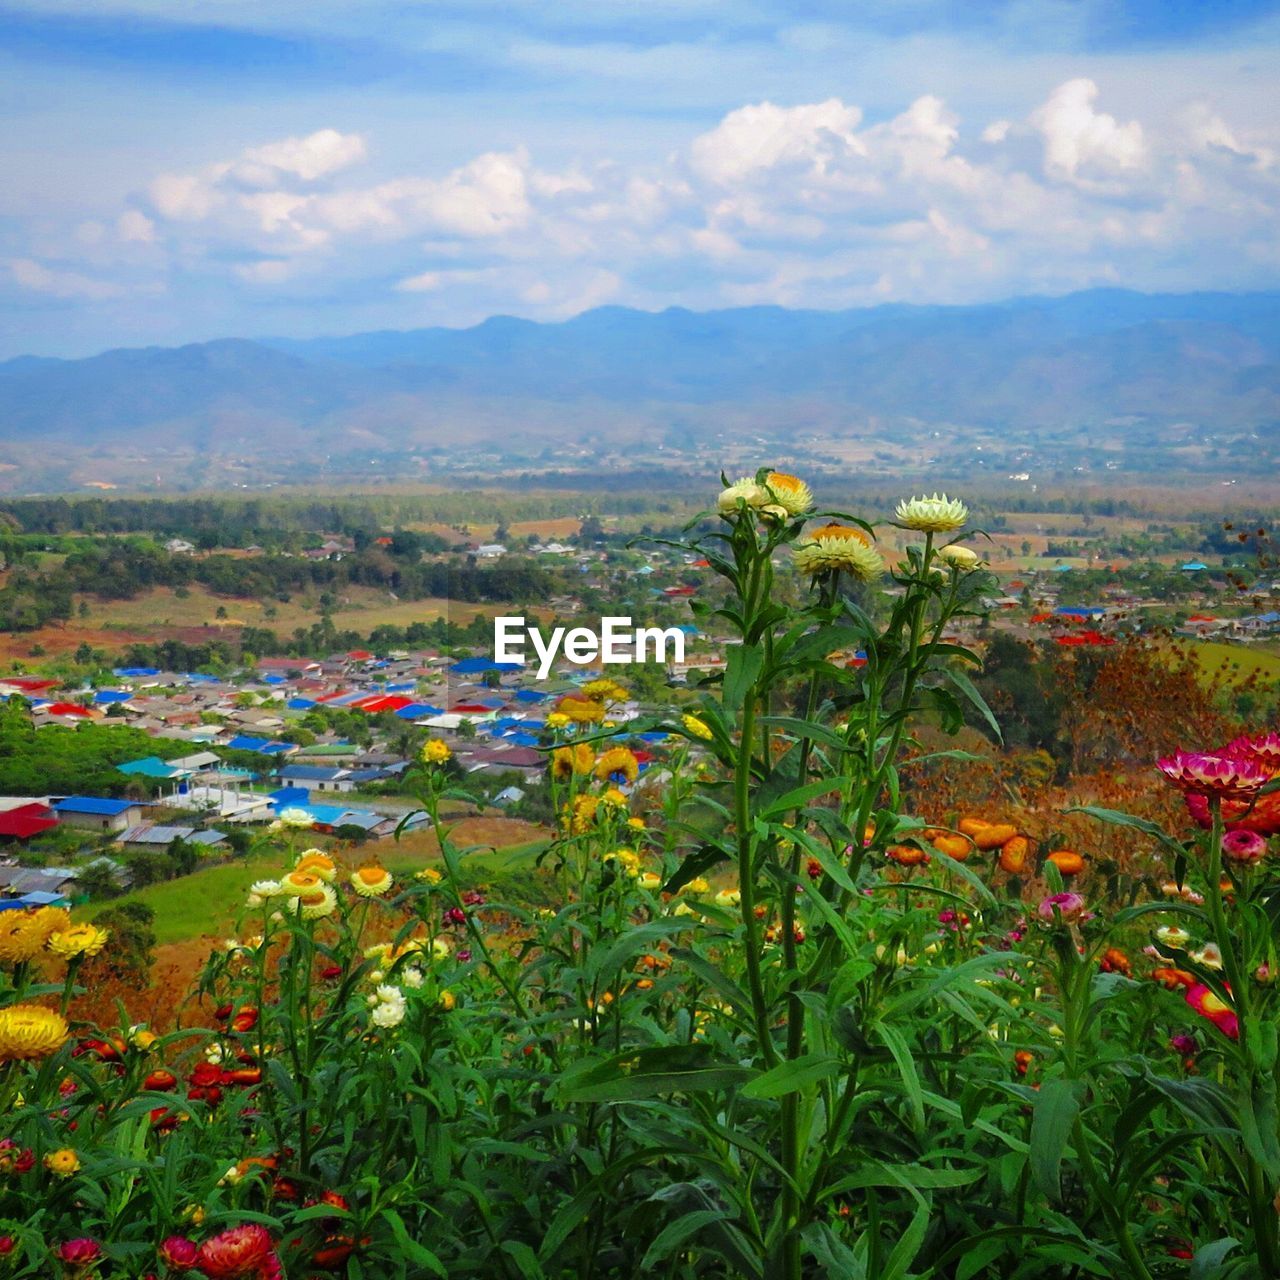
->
[385,681,417,692]
[55,796,138,816]
[637,732,669,742]
[227,736,294,755]
[1056,606,1105,618]
[1051,564,1073,573]
[450,657,522,673]
[94,690,133,704]
[287,698,316,710]
[269,786,310,806]
[262,674,287,685]
[17,890,69,906]
[514,689,547,702]
[506,732,541,747]
[183,672,222,683]
[280,764,348,781]
[1181,562,1209,571]
[395,703,442,719]
[302,804,350,825]
[114,667,159,677]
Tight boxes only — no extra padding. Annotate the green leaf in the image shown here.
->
[723,643,764,716]
[1029,1078,1081,1202]
[944,665,1002,743]
[670,947,752,1018]
[1065,805,1188,858]
[741,1053,841,1100]
[876,1024,925,1136]
[1191,1238,1239,1280]
[557,1046,754,1102]
[957,1238,1005,1280]
[640,1210,729,1269]
[760,775,851,821]
[500,1242,547,1280]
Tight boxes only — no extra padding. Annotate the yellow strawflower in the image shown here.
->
[47,924,109,959]
[44,1148,80,1177]
[594,747,639,785]
[421,738,452,765]
[682,714,713,741]
[793,525,883,581]
[895,493,968,533]
[0,1004,69,1061]
[351,865,394,898]
[764,472,813,516]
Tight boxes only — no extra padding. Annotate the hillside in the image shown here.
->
[1,288,1278,490]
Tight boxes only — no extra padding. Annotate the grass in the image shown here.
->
[94,820,550,945]
[1175,638,1280,688]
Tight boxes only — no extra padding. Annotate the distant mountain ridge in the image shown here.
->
[1,289,1278,468]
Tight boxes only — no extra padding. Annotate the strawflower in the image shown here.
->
[681,713,713,741]
[195,1224,281,1279]
[594,746,639,784]
[159,1235,199,1270]
[763,471,813,516]
[551,743,595,780]
[1036,892,1087,925]
[57,1239,103,1267]
[1186,984,1239,1040]
[350,865,393,898]
[1157,748,1268,799]
[558,697,605,725]
[421,738,452,765]
[47,922,109,960]
[793,524,884,581]
[1223,829,1267,863]
[0,1003,69,1061]
[717,477,769,517]
[43,1147,80,1177]
[895,493,968,532]
[937,543,981,570]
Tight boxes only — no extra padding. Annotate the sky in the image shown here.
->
[3,0,1280,358]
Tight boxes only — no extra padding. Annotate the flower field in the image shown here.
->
[2,470,1279,1279]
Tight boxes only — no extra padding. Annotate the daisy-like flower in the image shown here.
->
[937,544,981,570]
[0,1004,69,1061]
[681,713,714,741]
[195,1223,281,1280]
[279,868,323,896]
[0,912,51,966]
[160,1236,199,1270]
[1156,925,1192,949]
[350,865,394,898]
[248,880,281,899]
[371,999,406,1029]
[294,851,337,882]
[295,884,337,920]
[545,711,571,731]
[638,871,663,890]
[1191,943,1224,970]
[44,1148,80,1177]
[594,747,639,785]
[47,923,109,959]
[1157,749,1269,800]
[558,696,605,725]
[551,742,595,780]
[1223,829,1267,863]
[895,493,969,533]
[600,786,627,808]
[714,887,741,908]
[1224,731,1280,774]
[793,524,884,581]
[276,807,315,829]
[421,738,452,765]
[763,472,813,517]
[717,477,769,517]
[682,877,710,895]
[603,848,641,876]
[58,1239,103,1267]
[581,678,629,704]
[416,866,443,884]
[1036,892,1086,925]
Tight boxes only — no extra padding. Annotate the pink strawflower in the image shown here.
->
[1037,892,1086,925]
[58,1238,103,1266]
[1223,829,1267,863]
[1169,1032,1196,1055]
[1224,731,1280,773]
[1157,749,1268,800]
[159,1235,199,1270]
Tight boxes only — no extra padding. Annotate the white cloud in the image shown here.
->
[1031,78,1147,183]
[117,210,156,243]
[9,258,125,300]
[232,128,366,186]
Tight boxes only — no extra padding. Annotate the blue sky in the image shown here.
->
[3,0,1280,357]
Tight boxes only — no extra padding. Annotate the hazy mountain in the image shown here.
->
[0,290,1277,483]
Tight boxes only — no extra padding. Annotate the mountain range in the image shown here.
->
[1,289,1278,489]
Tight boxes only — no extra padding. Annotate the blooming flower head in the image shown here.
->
[545,712,570,731]
[763,471,813,517]
[276,807,315,829]
[47,923,109,960]
[416,866,442,884]
[594,746,639,785]
[681,713,714,741]
[603,848,641,876]
[937,544,981,570]
[1186,984,1239,1040]
[0,1004,69,1062]
[294,883,338,920]
[1156,925,1192,949]
[717,477,769,518]
[714,887,741,908]
[558,696,605,725]
[1157,749,1268,800]
[371,998,406,1029]
[638,871,662,890]
[160,1235,199,1270]
[1036,892,1086,925]
[1191,943,1224,970]
[57,1239,103,1267]
[350,865,393,898]
[1223,829,1267,863]
[551,742,595,780]
[195,1223,281,1279]
[1224,731,1280,775]
[44,1147,80,1177]
[293,851,337,882]
[793,524,884,581]
[421,738,452,765]
[279,868,323,896]
[581,677,629,705]
[0,911,52,966]
[895,494,968,533]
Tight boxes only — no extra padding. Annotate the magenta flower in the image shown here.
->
[1157,749,1269,800]
[159,1235,199,1271]
[1224,731,1280,773]
[58,1238,103,1266]
[1223,829,1267,863]
[1037,892,1086,925]
[1169,1032,1196,1055]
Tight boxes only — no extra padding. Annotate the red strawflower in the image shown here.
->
[58,1238,103,1265]
[145,1069,178,1091]
[196,1224,281,1279]
[159,1235,199,1270]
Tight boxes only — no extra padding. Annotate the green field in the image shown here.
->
[1177,638,1280,688]
[96,837,547,945]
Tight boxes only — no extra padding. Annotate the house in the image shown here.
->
[54,796,145,832]
[277,765,354,793]
[474,543,508,558]
[493,786,525,807]
[0,802,58,840]
[117,756,192,781]
[165,539,196,554]
[0,866,78,901]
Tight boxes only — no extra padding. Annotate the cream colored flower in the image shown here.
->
[938,544,980,570]
[249,880,281,898]
[351,865,394,898]
[895,494,968,533]
[717,478,769,516]
[763,472,813,516]
[793,525,884,581]
[371,999,406,1028]
[276,807,315,829]
[714,888,741,909]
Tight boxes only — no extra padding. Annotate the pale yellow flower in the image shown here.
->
[682,714,713,741]
[764,472,813,516]
[938,544,980,570]
[717,478,769,516]
[793,525,883,581]
[48,924,109,959]
[895,493,968,533]
[351,865,394,898]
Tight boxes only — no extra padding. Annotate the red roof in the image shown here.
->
[1188,614,1217,622]
[0,803,58,839]
[347,649,373,660]
[664,585,697,597]
[0,677,59,693]
[45,702,92,717]
[354,695,413,714]
[453,703,492,714]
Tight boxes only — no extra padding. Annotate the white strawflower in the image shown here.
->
[375,983,402,1005]
[401,967,425,989]
[762,472,813,517]
[371,1000,406,1028]
[249,879,281,898]
[277,807,315,829]
[793,524,884,581]
[245,894,263,910]
[895,494,968,533]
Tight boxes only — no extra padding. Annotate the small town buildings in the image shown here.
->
[54,796,145,832]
